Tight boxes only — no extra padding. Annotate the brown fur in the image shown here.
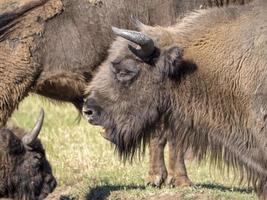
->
[0,0,252,189]
[84,0,267,198]
[0,0,63,127]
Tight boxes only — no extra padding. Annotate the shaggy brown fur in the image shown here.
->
[0,0,63,127]
[0,126,56,199]
[0,0,252,189]
[84,0,267,198]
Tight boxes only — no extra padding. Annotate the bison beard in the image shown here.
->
[0,109,56,200]
[84,0,267,198]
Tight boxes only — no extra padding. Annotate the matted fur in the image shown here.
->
[84,0,267,198]
[0,0,63,127]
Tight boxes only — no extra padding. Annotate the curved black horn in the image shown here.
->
[22,108,44,147]
[112,26,155,59]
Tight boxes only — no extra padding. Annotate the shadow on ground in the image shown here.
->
[86,184,146,200]
[84,181,253,200]
[196,182,253,193]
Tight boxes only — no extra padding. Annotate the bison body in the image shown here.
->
[84,0,267,198]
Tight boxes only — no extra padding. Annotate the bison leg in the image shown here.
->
[147,130,167,187]
[257,178,267,200]
[166,138,193,187]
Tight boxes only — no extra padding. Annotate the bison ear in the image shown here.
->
[160,46,184,77]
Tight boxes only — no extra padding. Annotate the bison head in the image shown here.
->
[83,21,190,158]
[0,109,56,200]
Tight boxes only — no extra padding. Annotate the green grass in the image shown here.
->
[11,95,257,199]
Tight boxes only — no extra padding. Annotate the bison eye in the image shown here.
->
[110,59,139,85]
[32,154,42,166]
[118,70,132,78]
[34,160,41,169]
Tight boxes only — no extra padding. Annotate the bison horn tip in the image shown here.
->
[22,108,45,148]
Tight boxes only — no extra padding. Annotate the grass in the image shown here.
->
[10,95,257,200]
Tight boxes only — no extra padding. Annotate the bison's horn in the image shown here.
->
[22,108,44,148]
[112,26,155,59]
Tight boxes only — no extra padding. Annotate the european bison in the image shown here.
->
[0,109,56,200]
[0,0,252,188]
[83,0,267,198]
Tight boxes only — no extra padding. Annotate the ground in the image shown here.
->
[10,95,257,200]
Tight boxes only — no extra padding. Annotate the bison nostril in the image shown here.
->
[84,109,94,116]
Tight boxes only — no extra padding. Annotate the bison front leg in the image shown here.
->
[166,138,193,187]
[0,41,40,127]
[147,131,167,187]
[257,178,267,200]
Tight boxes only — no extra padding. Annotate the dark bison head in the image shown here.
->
[0,109,56,200]
[83,21,188,158]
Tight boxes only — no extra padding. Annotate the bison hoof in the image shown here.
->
[147,171,167,188]
[166,175,193,187]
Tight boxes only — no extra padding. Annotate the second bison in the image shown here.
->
[0,109,56,199]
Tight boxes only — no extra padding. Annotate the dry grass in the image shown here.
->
[10,95,257,200]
